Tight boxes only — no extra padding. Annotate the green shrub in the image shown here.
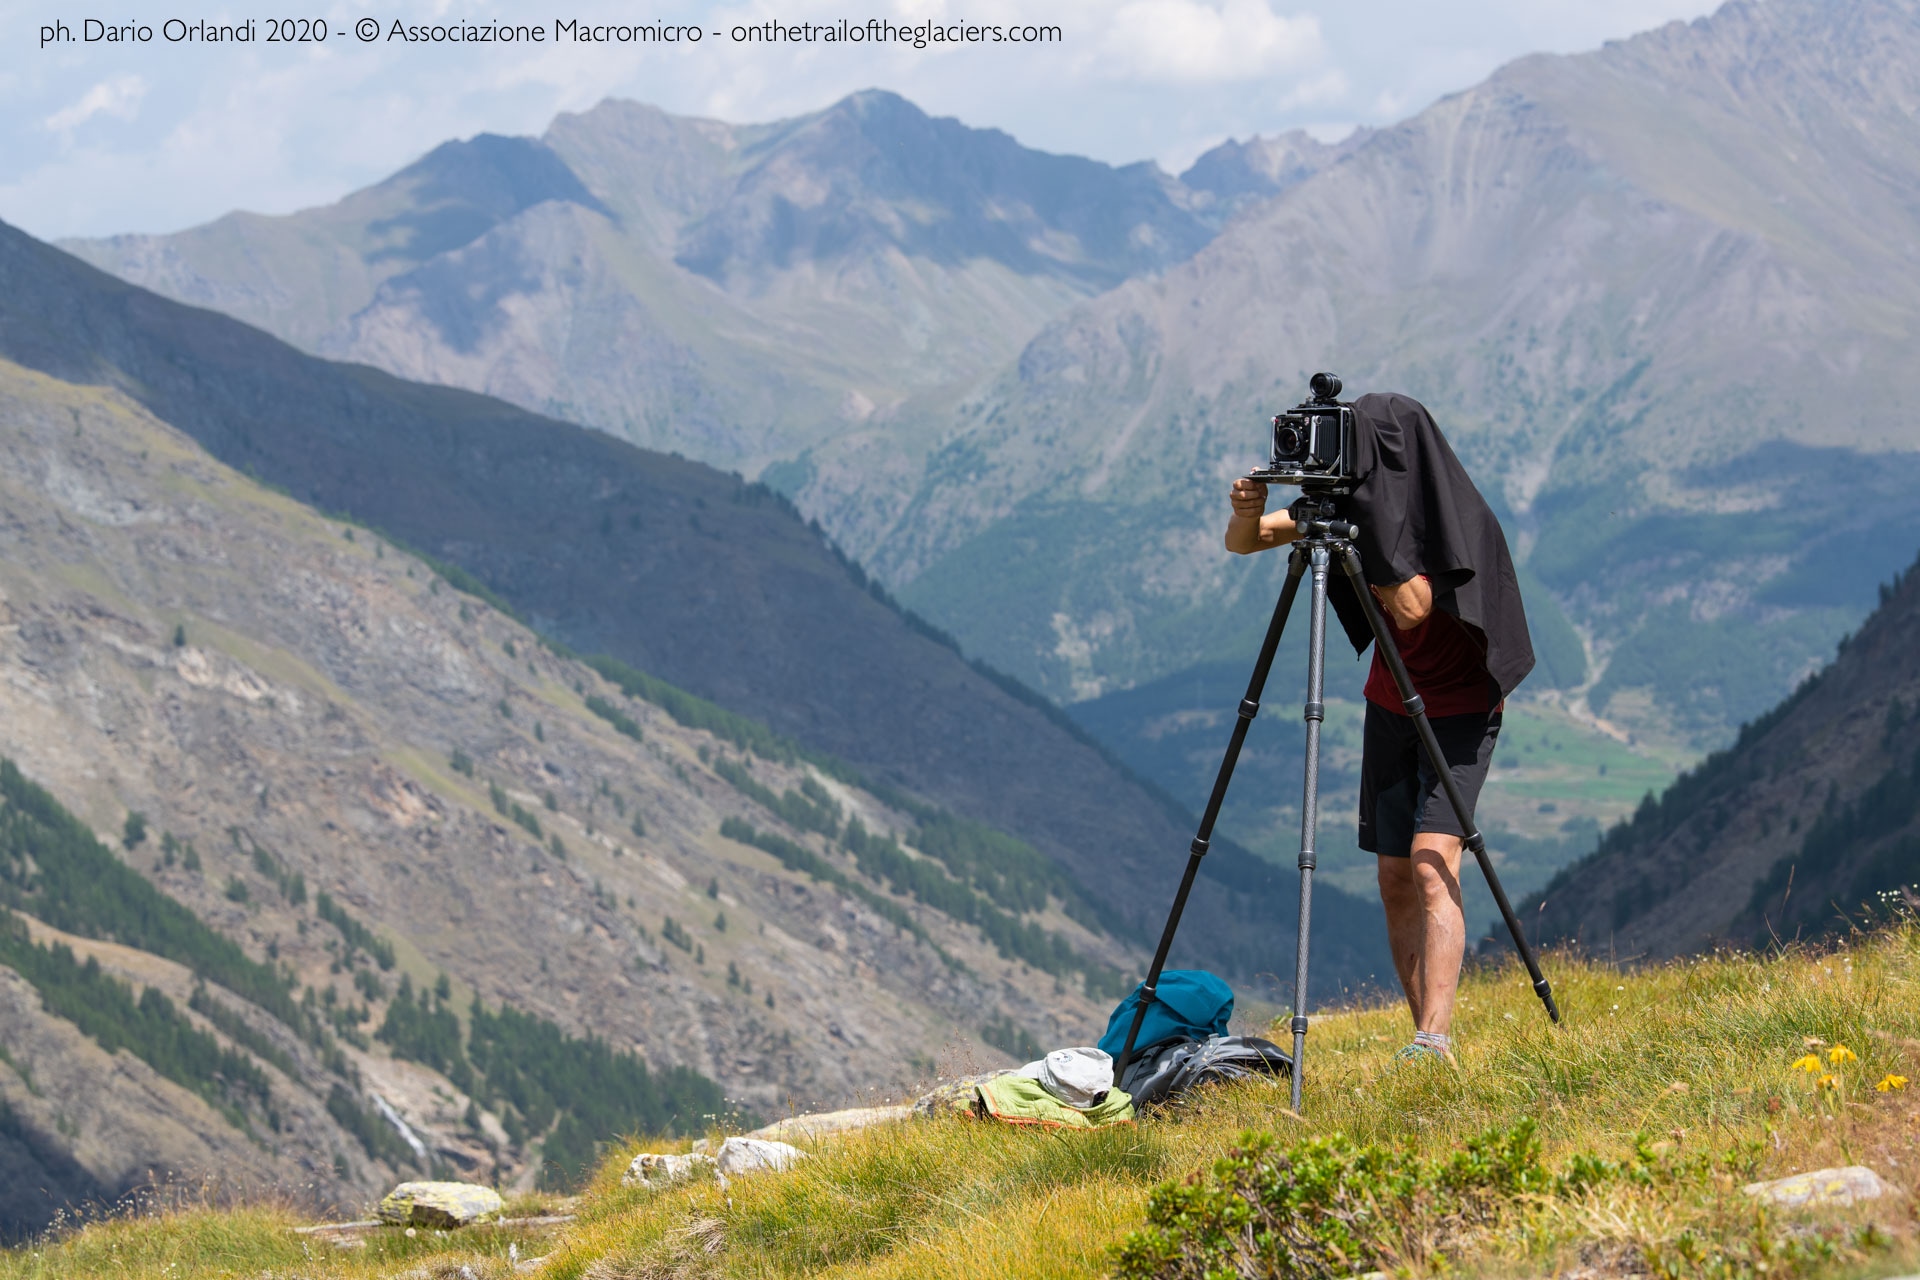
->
[377,973,468,1081]
[713,757,840,838]
[0,917,270,1120]
[842,817,1118,992]
[465,998,735,1188]
[0,761,323,1051]
[584,694,643,743]
[188,983,299,1078]
[585,654,809,765]
[327,1083,417,1168]
[237,830,305,904]
[1115,1121,1564,1279]
[315,892,396,970]
[718,817,937,954]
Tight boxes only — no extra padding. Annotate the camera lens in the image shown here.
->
[1310,372,1342,401]
[1275,426,1304,455]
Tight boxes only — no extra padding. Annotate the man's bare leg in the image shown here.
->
[1376,856,1425,1027]
[1376,834,1466,1035]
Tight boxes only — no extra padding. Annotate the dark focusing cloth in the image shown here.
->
[1317,393,1535,702]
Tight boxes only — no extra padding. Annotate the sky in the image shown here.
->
[2,0,1722,241]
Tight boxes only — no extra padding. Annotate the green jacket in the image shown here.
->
[970,1073,1136,1128]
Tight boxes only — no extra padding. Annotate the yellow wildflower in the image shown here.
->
[1816,1073,1838,1090]
[1828,1045,1857,1064]
[1791,1054,1822,1073]
[1876,1074,1909,1092]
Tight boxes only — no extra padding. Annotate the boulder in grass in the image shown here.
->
[376,1180,505,1228]
[622,1151,715,1188]
[1742,1166,1892,1209]
[714,1136,806,1188]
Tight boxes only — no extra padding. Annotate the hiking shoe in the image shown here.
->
[1390,1041,1457,1068]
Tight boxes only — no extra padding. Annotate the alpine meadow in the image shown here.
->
[4,0,1920,1275]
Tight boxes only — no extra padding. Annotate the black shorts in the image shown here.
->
[1358,702,1502,857]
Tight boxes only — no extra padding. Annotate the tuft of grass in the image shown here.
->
[8,924,1920,1278]
[0,1194,574,1280]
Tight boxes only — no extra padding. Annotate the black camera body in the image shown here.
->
[1247,372,1355,491]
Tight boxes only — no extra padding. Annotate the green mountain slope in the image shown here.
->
[1527,549,1920,957]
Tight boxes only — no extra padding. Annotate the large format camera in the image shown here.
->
[1247,372,1355,490]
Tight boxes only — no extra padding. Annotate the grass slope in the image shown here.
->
[10,922,1920,1278]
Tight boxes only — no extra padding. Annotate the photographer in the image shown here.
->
[1224,392,1532,1067]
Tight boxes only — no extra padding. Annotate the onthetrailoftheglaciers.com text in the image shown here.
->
[39,17,1064,49]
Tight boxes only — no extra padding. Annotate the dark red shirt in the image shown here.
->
[1363,584,1498,717]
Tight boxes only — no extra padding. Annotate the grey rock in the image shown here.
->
[621,1151,714,1188]
[1742,1165,1893,1209]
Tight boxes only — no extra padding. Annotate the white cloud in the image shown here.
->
[43,75,147,136]
[1278,67,1346,108]
[0,0,1730,239]
[1091,0,1323,83]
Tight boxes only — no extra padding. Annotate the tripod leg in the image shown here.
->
[1334,546,1561,1024]
[1115,547,1310,1078]
[1291,545,1332,1112]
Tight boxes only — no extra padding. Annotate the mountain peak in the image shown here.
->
[362,132,609,264]
[1178,129,1362,206]
[672,90,1211,287]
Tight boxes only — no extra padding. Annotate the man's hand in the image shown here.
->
[1225,476,1298,554]
[1371,576,1433,629]
[1229,476,1268,519]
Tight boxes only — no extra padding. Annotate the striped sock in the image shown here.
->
[1413,1030,1452,1057]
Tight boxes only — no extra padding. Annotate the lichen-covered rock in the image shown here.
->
[376,1180,504,1228]
[621,1151,714,1188]
[1742,1166,1892,1209]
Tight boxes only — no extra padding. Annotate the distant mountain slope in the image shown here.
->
[1526,552,1920,957]
[64,91,1223,475]
[827,0,1920,745]
[0,221,1387,997]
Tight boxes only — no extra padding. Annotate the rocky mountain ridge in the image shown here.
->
[63,90,1288,478]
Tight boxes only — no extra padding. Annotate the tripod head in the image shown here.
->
[1287,493,1357,542]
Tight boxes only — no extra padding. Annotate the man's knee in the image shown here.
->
[1377,857,1423,916]
[1408,841,1462,907]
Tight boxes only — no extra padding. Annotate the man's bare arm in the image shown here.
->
[1370,576,1433,629]
[1225,477,1300,554]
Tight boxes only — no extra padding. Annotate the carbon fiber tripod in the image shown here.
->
[1113,493,1560,1113]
